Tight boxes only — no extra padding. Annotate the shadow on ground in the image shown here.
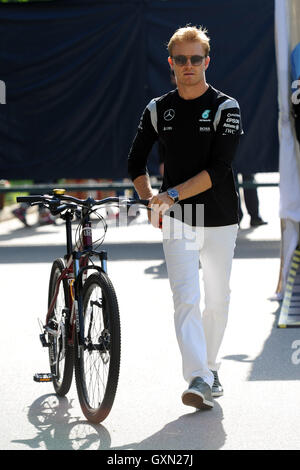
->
[0,237,280,264]
[112,403,225,450]
[12,394,226,450]
[223,305,300,381]
[11,394,111,451]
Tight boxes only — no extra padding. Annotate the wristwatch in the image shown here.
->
[167,188,179,203]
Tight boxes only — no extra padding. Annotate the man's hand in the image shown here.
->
[148,192,174,228]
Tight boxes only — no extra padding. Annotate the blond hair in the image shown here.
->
[167,25,210,57]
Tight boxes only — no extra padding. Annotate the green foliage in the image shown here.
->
[4,180,32,206]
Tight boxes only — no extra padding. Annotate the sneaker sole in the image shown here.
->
[181,390,214,410]
[212,390,224,398]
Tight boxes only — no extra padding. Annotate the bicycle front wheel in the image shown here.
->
[74,272,121,423]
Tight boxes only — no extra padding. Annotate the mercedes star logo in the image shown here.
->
[164,109,175,121]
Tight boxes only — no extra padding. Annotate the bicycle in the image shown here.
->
[17,189,148,423]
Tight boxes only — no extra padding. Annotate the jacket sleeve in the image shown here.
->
[128,100,158,181]
[206,98,243,187]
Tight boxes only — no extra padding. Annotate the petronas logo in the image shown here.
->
[202,109,211,119]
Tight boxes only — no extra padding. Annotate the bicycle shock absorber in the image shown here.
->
[99,250,107,273]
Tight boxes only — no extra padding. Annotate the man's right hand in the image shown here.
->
[132,174,163,228]
[148,192,174,229]
[147,207,162,228]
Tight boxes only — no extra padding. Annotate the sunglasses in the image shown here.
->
[172,55,205,66]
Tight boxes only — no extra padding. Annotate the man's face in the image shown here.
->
[168,41,210,88]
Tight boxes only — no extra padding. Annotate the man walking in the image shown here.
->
[128,25,243,410]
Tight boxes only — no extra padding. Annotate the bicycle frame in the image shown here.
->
[45,206,108,352]
[16,192,148,354]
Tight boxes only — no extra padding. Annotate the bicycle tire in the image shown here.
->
[48,258,74,396]
[74,272,121,423]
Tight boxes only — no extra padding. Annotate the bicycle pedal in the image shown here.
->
[33,373,54,383]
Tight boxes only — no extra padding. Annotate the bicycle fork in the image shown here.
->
[72,251,108,358]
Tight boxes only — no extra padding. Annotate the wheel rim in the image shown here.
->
[49,269,67,386]
[82,283,111,410]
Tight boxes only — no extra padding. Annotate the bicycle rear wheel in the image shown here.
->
[74,272,121,423]
[47,258,73,396]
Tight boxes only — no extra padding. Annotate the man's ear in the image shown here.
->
[168,56,173,69]
[204,56,210,71]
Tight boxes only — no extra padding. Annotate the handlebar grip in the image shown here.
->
[138,199,149,207]
[16,196,45,204]
[122,198,149,208]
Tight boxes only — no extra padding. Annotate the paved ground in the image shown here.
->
[1,174,300,450]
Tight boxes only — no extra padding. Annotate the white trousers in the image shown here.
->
[162,217,238,388]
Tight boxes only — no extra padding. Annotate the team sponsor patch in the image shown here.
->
[164,109,175,121]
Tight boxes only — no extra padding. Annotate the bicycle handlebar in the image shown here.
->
[17,195,50,204]
[16,194,149,209]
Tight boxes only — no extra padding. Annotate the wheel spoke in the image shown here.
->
[82,286,109,408]
[74,272,120,423]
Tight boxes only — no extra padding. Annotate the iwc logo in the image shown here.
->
[164,109,175,121]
